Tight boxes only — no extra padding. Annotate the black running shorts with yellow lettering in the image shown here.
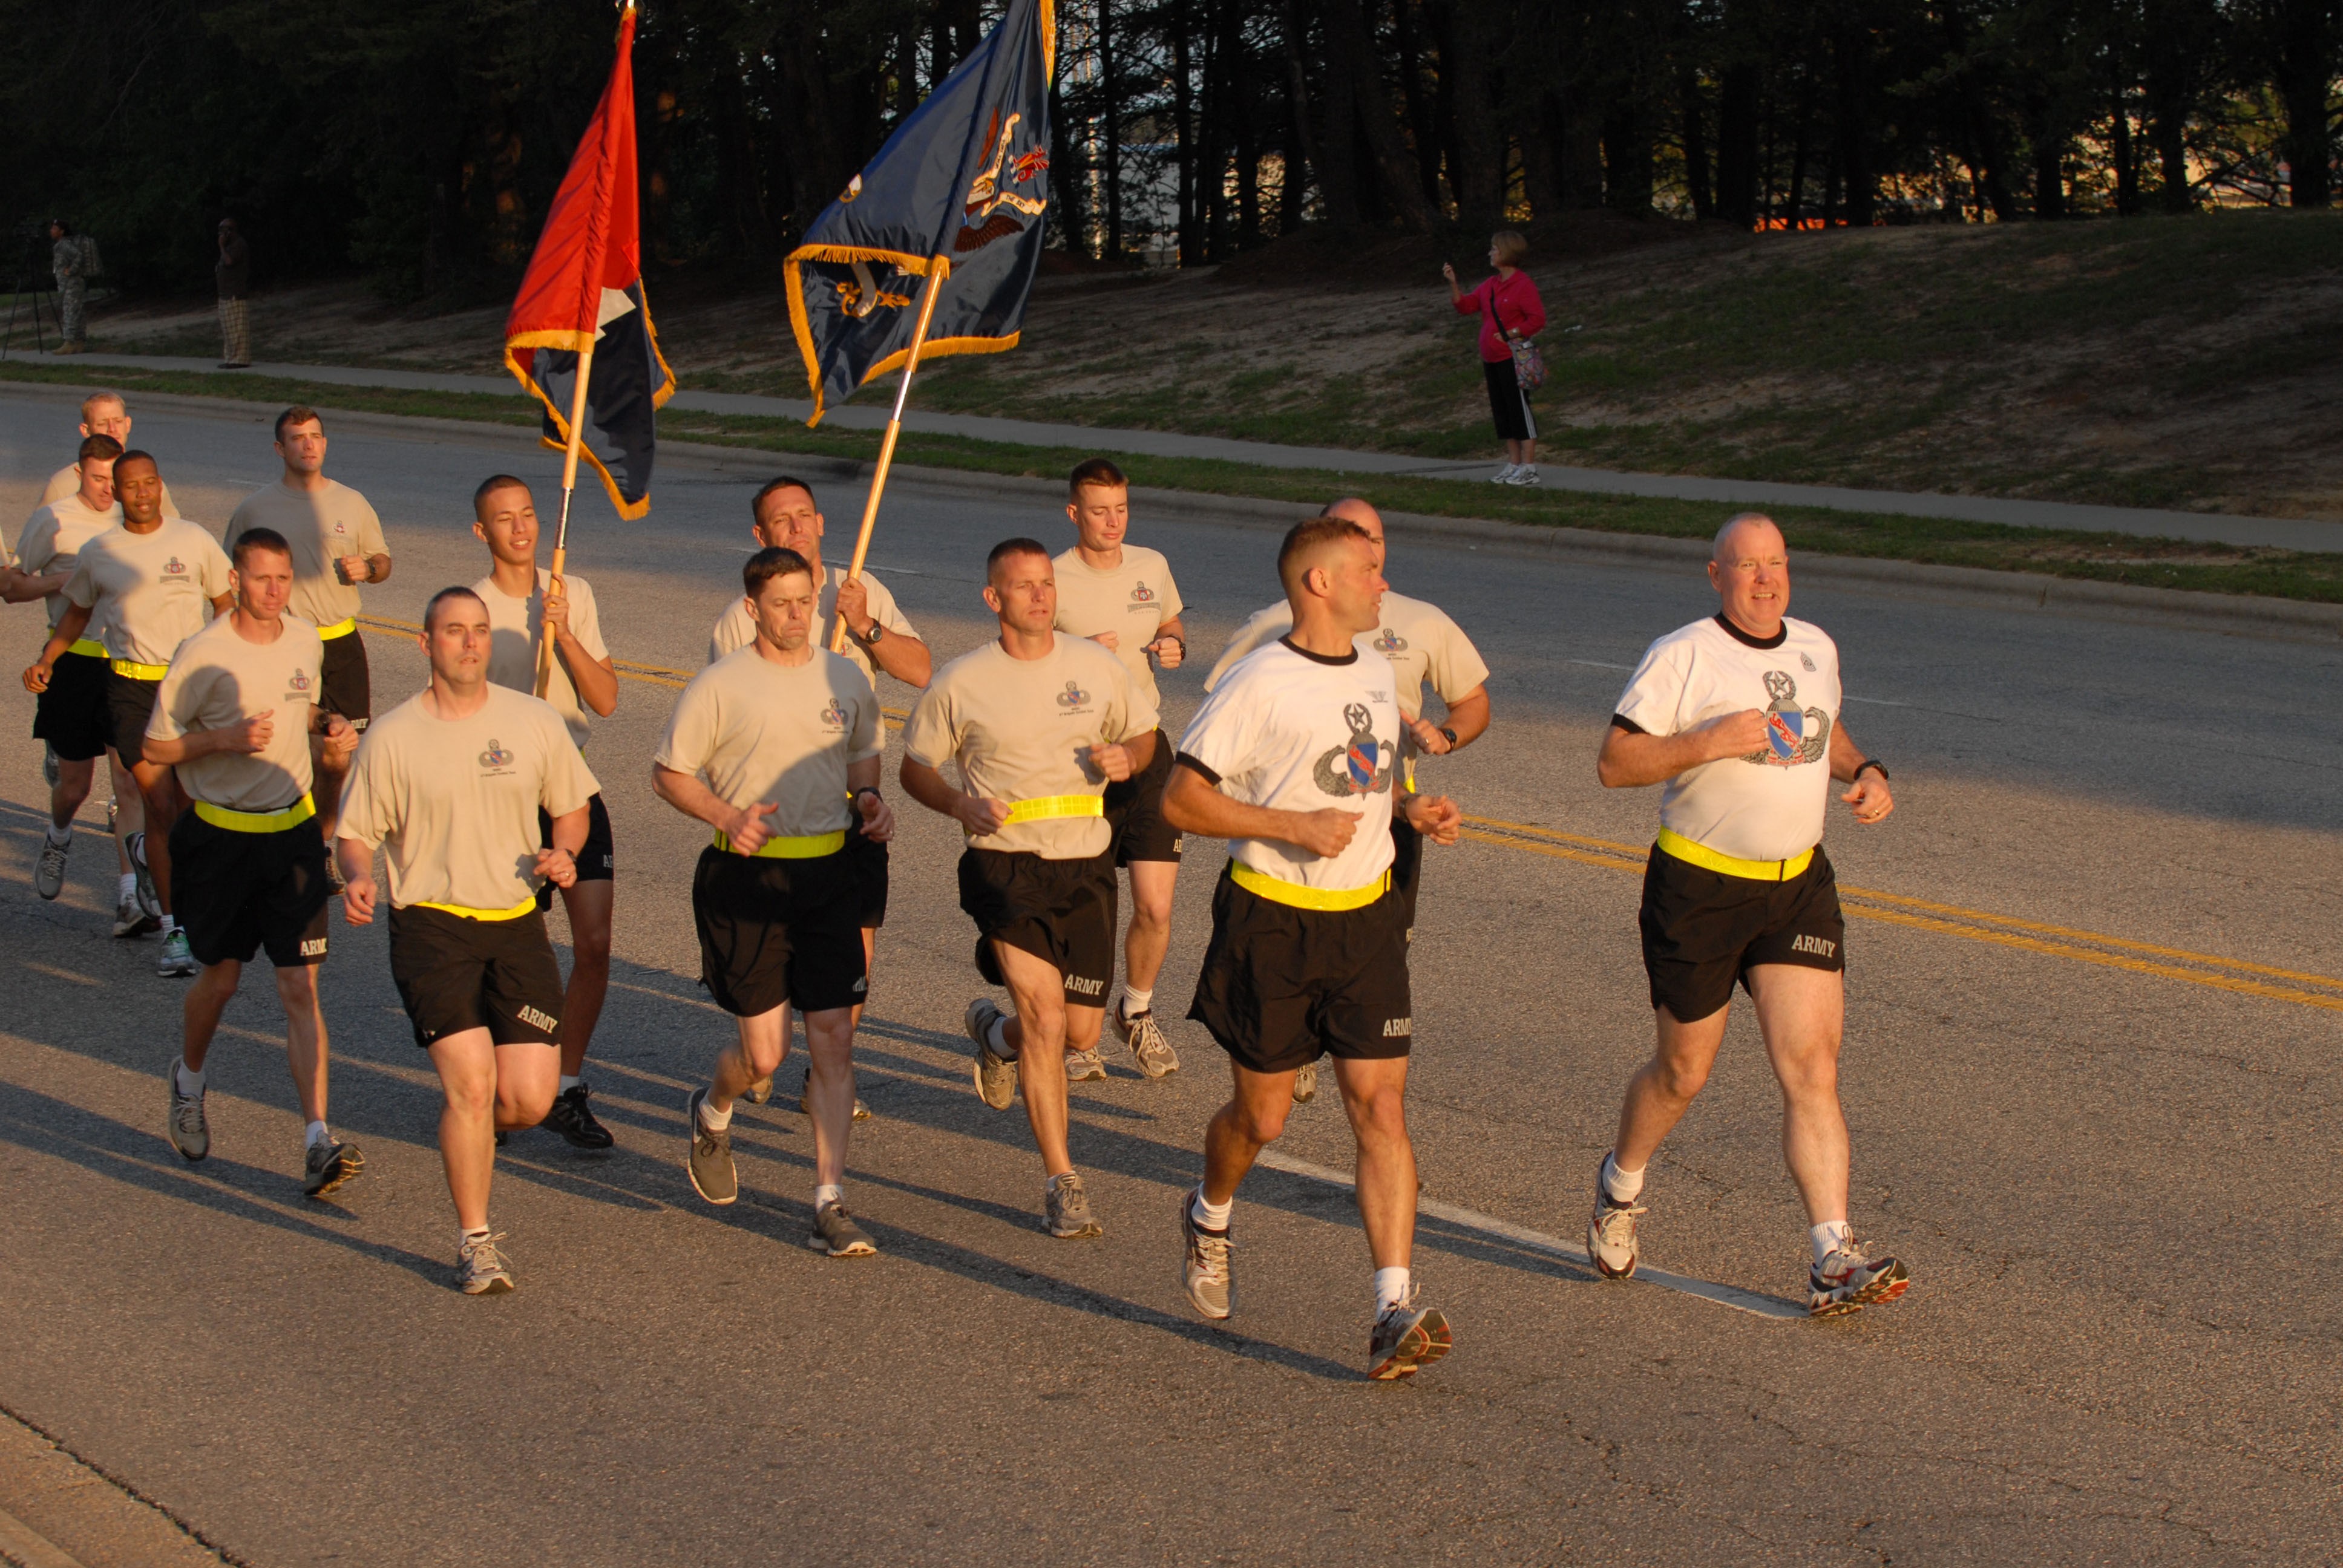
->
[34,648,111,762]
[387,903,565,1050]
[105,670,162,763]
[691,844,868,1018]
[166,811,332,969]
[534,791,615,910]
[847,814,889,929]
[1638,841,1846,1023]
[318,630,372,728]
[958,847,1117,1007]
[1103,727,1182,866]
[1188,866,1414,1076]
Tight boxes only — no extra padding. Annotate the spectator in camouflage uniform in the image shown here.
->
[215,218,251,368]
[50,220,87,354]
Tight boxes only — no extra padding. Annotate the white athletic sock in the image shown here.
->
[814,1183,845,1211]
[118,872,136,901]
[698,1094,733,1132]
[160,915,178,935]
[45,822,70,847]
[1372,1266,1412,1314]
[1810,1220,1853,1269]
[1190,1186,1232,1232]
[557,1074,582,1094]
[174,1057,205,1097]
[460,1226,491,1249]
[305,1120,330,1150]
[1119,985,1154,1019]
[985,1011,1017,1060]
[1601,1152,1645,1204]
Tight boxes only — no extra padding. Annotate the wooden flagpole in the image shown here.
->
[536,343,597,697]
[830,255,949,653]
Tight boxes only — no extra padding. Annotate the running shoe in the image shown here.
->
[799,1086,872,1122]
[165,1062,208,1161]
[1490,464,1519,485]
[1116,1006,1179,1079]
[540,1082,615,1149]
[156,929,197,978]
[1366,1287,1452,1380]
[127,832,161,920]
[1044,1171,1103,1238]
[965,998,1018,1111]
[456,1232,514,1295]
[1291,1059,1318,1105]
[684,1087,738,1205]
[113,895,158,938]
[811,1200,879,1258]
[1588,1170,1647,1281]
[742,1074,773,1105]
[303,1137,364,1199]
[1506,465,1542,487]
[1809,1239,1911,1318]
[34,833,68,900]
[41,743,58,786]
[1178,1189,1234,1320]
[1064,1046,1108,1083]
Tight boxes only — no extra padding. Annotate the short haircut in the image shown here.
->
[751,475,818,520]
[274,405,323,442]
[1491,230,1530,266]
[473,473,530,514]
[114,448,158,476]
[1068,457,1127,496]
[423,585,486,633]
[986,537,1052,581]
[744,546,814,599]
[1277,515,1371,596]
[1712,511,1781,561]
[80,391,124,422]
[76,433,123,465]
[231,526,293,569]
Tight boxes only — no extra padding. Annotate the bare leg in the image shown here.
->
[555,878,613,1079]
[275,962,330,1126]
[180,958,241,1072]
[1122,860,1176,996]
[1202,1059,1297,1204]
[801,1006,857,1188]
[1612,1001,1732,1174]
[48,756,93,831]
[992,941,1075,1176]
[709,1002,791,1112]
[131,759,179,913]
[1745,964,1850,1226]
[427,1031,562,1233]
[1333,1056,1417,1270]
[106,750,140,874]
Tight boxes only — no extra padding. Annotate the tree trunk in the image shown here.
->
[1283,0,1321,228]
[1175,5,1198,264]
[1229,1,1261,246]
[1050,73,1089,256]
[1336,0,1434,228]
[1715,63,1760,228]
[1785,64,1815,227]
[1679,61,1713,220]
[1395,0,1446,209]
[2111,62,2140,215]
[1102,0,1124,256]
[2033,123,2066,218]
[1602,99,1654,214]
[1438,0,1505,227]
[1833,17,1874,226]
[2274,0,2335,207]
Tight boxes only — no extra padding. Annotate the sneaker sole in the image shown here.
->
[1047,1219,1105,1238]
[1368,1309,1452,1380]
[460,1273,515,1296]
[811,1229,880,1258]
[1810,1262,1912,1318]
[546,1120,615,1151]
[1066,1059,1108,1083]
[168,1130,208,1161]
[304,1157,361,1200]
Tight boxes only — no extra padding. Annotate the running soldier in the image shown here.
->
[1164,514,1462,1379]
[25,451,232,976]
[336,586,598,1294]
[471,476,618,1151]
[1588,512,1909,1318]
[900,538,1155,1239]
[40,393,179,518]
[660,547,895,1255]
[1050,458,1185,1082]
[8,434,152,936]
[147,528,362,1196]
[709,476,929,1114]
[226,408,392,846]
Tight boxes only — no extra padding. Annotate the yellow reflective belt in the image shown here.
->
[714,828,846,859]
[1655,827,1814,883]
[1002,794,1105,825]
[1230,860,1391,912]
[316,617,357,640]
[414,897,539,922]
[111,659,168,681]
[192,793,315,834]
[64,638,107,659]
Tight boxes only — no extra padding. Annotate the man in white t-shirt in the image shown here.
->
[901,538,1155,1240]
[658,547,896,1256]
[471,474,620,1152]
[1590,512,1907,1319]
[1050,457,1187,1083]
[708,475,928,1116]
[336,586,598,1295]
[1163,515,1463,1379]
[39,391,180,519]
[145,528,362,1198]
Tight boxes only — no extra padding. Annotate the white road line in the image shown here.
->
[1254,1150,1804,1321]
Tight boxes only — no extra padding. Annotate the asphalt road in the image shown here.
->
[0,387,2338,1566]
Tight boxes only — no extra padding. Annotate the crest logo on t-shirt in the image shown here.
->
[1129,583,1155,604]
[1312,702,1394,798]
[1800,652,1817,672]
[162,557,186,577]
[479,739,514,768]
[1740,671,1830,768]
[1373,628,1409,654]
[819,698,848,731]
[287,670,312,693]
[1056,681,1090,710]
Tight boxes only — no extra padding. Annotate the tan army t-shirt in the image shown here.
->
[475,568,610,751]
[902,633,1154,860]
[656,647,882,841]
[62,517,232,667]
[15,494,120,627]
[145,613,323,811]
[44,464,175,520]
[336,684,599,912]
[226,480,388,629]
[1050,544,1183,714]
[707,563,917,690]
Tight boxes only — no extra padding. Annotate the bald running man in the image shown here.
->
[1589,511,1909,1318]
[40,391,180,519]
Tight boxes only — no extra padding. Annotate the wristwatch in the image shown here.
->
[857,621,886,646]
[1438,726,1460,750]
[1853,758,1890,782]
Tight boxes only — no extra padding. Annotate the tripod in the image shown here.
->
[1,229,53,359]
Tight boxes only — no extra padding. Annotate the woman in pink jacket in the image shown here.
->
[1444,230,1547,485]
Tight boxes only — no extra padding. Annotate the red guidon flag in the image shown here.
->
[502,1,673,520]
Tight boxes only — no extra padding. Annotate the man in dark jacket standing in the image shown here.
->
[216,220,251,369]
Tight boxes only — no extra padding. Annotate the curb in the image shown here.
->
[8,381,2335,641]
[0,1503,85,1568]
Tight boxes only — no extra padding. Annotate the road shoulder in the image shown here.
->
[0,1410,228,1568]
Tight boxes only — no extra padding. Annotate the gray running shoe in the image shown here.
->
[34,832,68,900]
[1809,1239,1911,1318]
[1044,1171,1104,1238]
[811,1200,879,1258]
[156,928,197,978]
[128,833,161,920]
[1291,1059,1318,1105]
[1490,464,1519,485]
[1588,1169,1647,1281]
[742,1074,773,1105]
[456,1232,514,1295]
[799,1086,872,1122]
[113,894,159,939]
[1506,465,1542,487]
[1116,1006,1179,1079]
[684,1088,738,1205]
[965,998,1017,1111]
[165,1063,209,1161]
[1367,1287,1452,1380]
[1178,1189,1234,1320]
[42,743,59,786]
[1064,1046,1108,1083]
[303,1137,364,1199]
